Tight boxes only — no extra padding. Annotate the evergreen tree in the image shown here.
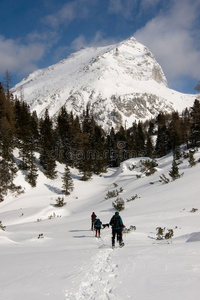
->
[188,150,196,167]
[168,111,182,151]
[189,99,200,147]
[14,100,39,186]
[126,122,138,159]
[135,122,146,156]
[55,107,71,164]
[0,83,20,201]
[115,125,128,164]
[169,157,182,181]
[26,148,38,187]
[106,127,119,167]
[62,165,74,195]
[145,134,154,158]
[181,108,191,147]
[39,110,57,179]
[155,114,170,157]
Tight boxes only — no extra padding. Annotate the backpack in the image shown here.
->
[94,219,102,228]
[110,216,121,228]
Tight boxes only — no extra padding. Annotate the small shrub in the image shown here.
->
[156,227,165,240]
[140,159,158,176]
[123,225,136,233]
[165,229,174,239]
[156,227,174,240]
[129,164,136,171]
[54,197,66,207]
[38,233,44,239]
[0,221,6,231]
[48,212,62,219]
[159,174,170,184]
[112,197,125,211]
[105,187,123,199]
[126,195,139,202]
[188,150,196,167]
[190,208,198,213]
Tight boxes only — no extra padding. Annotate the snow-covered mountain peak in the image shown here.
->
[12,36,195,131]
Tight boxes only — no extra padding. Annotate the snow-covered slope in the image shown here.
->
[1,149,200,299]
[12,37,196,131]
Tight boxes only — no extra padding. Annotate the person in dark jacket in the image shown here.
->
[94,218,102,238]
[91,212,97,230]
[109,212,124,248]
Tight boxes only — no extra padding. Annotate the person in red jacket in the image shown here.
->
[91,212,97,230]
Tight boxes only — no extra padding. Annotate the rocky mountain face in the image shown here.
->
[12,37,195,131]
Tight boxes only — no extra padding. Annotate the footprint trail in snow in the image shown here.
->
[65,239,119,300]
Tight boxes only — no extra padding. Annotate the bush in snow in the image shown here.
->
[190,208,198,213]
[188,150,196,167]
[156,227,174,240]
[105,187,123,199]
[112,197,125,211]
[0,221,6,231]
[38,233,44,239]
[140,159,158,176]
[54,197,66,207]
[126,195,139,202]
[159,174,170,184]
[123,225,136,233]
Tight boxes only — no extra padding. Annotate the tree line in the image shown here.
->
[0,81,200,201]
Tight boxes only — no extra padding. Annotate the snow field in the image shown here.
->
[1,150,200,299]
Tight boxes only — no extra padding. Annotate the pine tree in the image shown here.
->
[39,110,57,179]
[169,157,183,181]
[26,148,38,187]
[107,127,119,167]
[189,99,200,147]
[188,150,196,167]
[145,134,154,158]
[62,165,74,195]
[0,83,20,201]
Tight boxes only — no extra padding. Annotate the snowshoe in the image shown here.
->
[119,242,125,248]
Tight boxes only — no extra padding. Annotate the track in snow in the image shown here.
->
[65,236,119,299]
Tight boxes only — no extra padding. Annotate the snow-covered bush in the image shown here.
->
[54,197,66,207]
[123,225,136,233]
[105,187,123,199]
[112,197,125,211]
[156,227,174,240]
[126,195,139,202]
[140,159,158,176]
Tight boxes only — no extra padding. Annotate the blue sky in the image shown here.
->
[0,0,200,94]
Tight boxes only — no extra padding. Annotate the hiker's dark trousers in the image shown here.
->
[112,228,122,246]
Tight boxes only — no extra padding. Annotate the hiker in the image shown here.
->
[109,211,125,248]
[91,212,97,230]
[94,218,102,238]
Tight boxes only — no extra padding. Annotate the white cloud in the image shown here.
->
[43,0,90,28]
[134,0,200,83]
[108,0,137,19]
[70,32,118,50]
[0,35,46,77]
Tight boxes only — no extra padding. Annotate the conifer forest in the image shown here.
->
[0,81,200,202]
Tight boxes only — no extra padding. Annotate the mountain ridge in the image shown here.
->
[12,36,196,131]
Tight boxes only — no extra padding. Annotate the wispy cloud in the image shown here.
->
[0,35,46,77]
[108,0,137,19]
[53,31,119,62]
[134,0,200,84]
[43,0,90,28]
